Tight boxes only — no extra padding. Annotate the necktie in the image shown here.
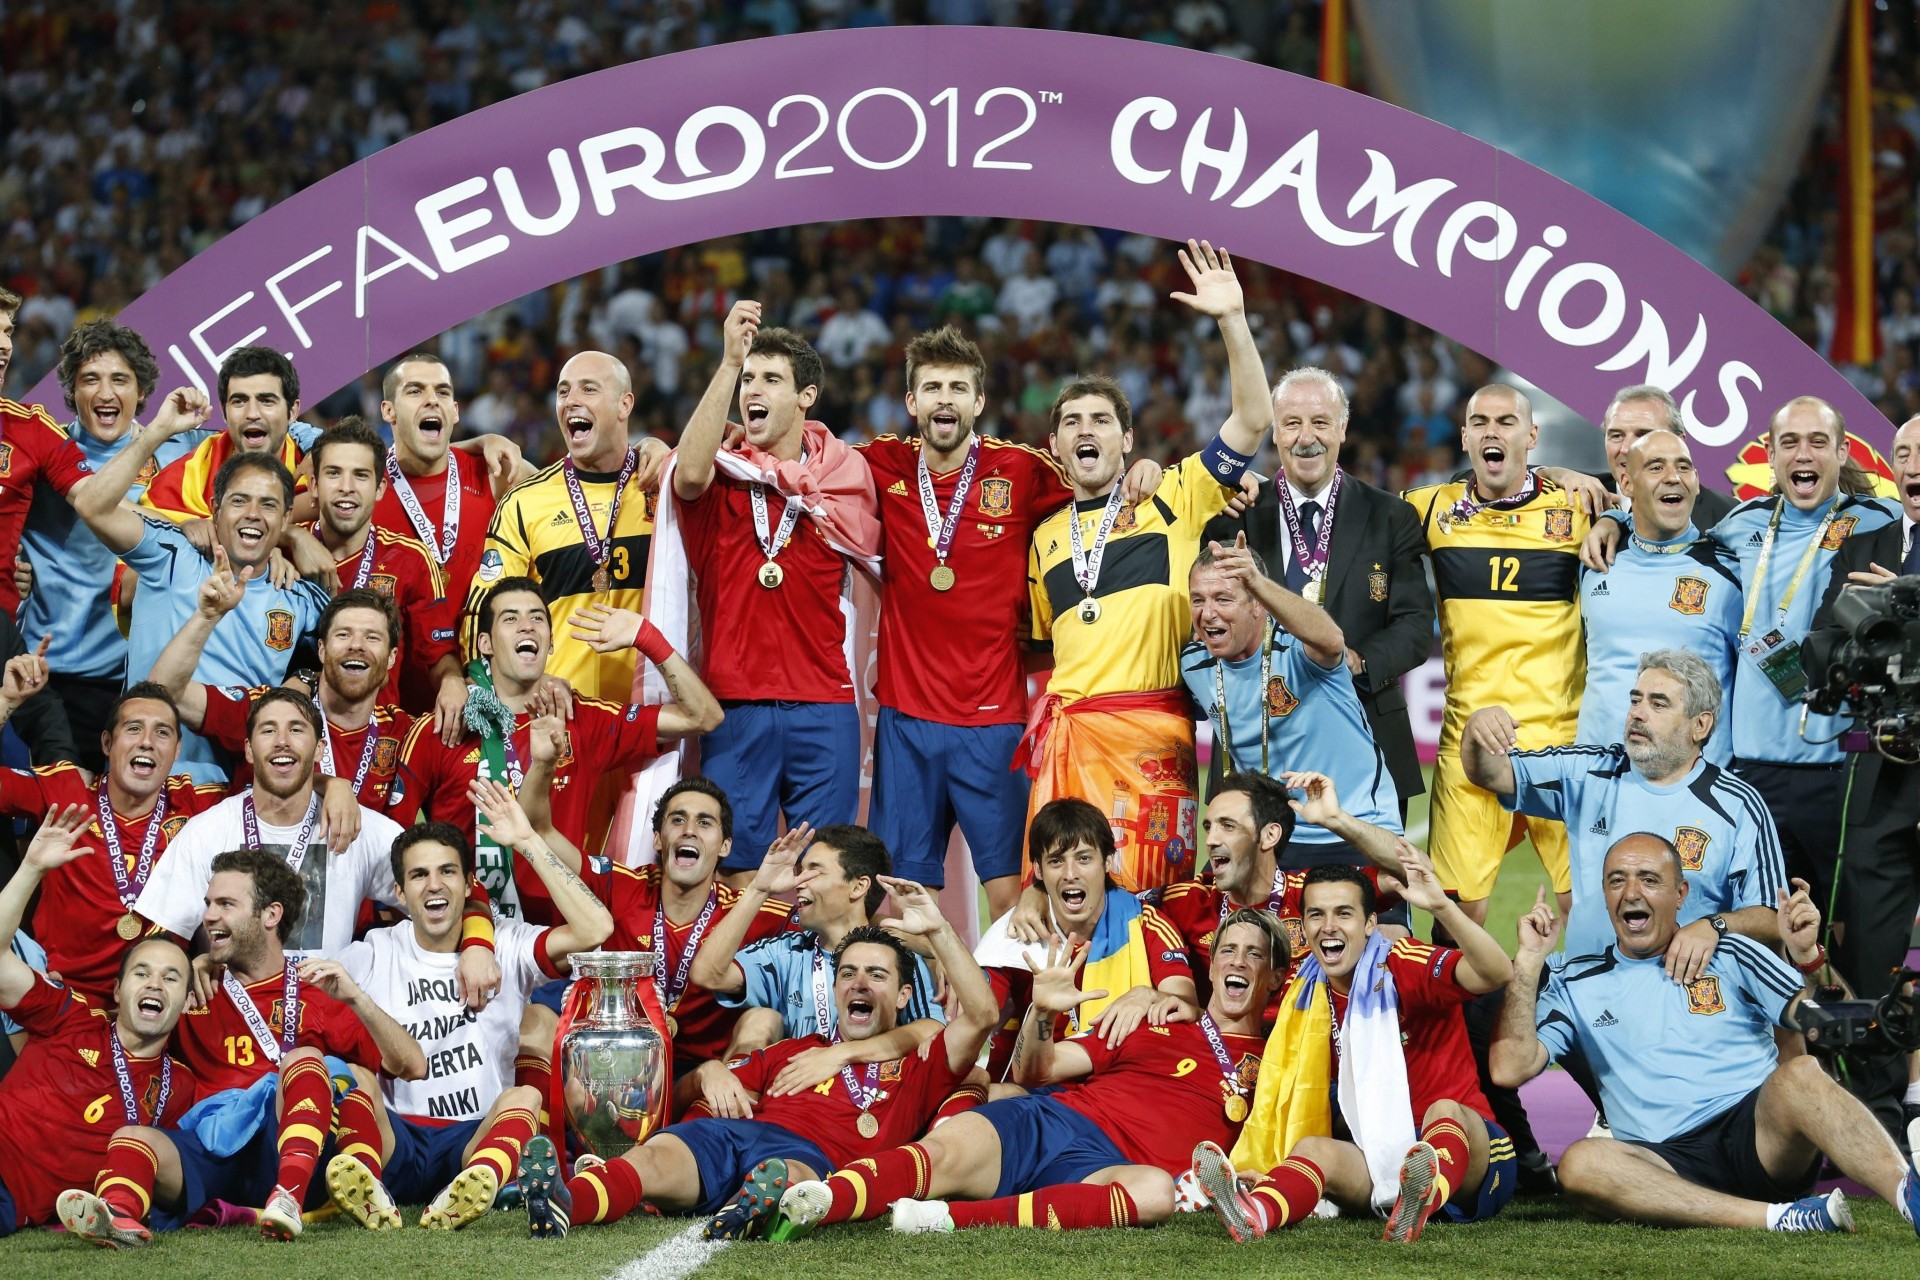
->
[1903,526,1920,576]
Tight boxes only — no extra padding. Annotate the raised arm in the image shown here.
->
[687,822,814,996]
[148,544,251,732]
[1386,845,1512,994]
[470,779,610,960]
[1489,888,1560,1089]
[72,388,211,553]
[1009,936,1100,1087]
[297,957,429,1081]
[1281,772,1406,879]
[0,806,92,1006]
[673,301,759,501]
[1169,239,1273,459]
[881,877,998,1072]
[567,604,723,739]
[1210,531,1343,665]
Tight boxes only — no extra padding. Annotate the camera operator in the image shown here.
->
[1808,415,1920,1142]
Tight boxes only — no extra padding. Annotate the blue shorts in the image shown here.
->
[662,1117,833,1216]
[978,1093,1129,1198]
[702,702,861,870]
[384,1114,483,1203]
[870,708,1028,885]
[0,1169,16,1236]
[531,976,566,1014]
[156,1122,335,1232]
[1438,1119,1518,1224]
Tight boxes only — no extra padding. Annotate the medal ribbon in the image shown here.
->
[1212,624,1274,777]
[223,958,300,1064]
[839,1060,881,1113]
[811,945,833,1036]
[916,437,980,565]
[1738,496,1838,640]
[1216,866,1290,933]
[312,521,377,589]
[98,781,166,911]
[240,790,322,874]
[107,1029,171,1125]
[1446,466,1540,526]
[563,448,638,572]
[386,448,460,564]
[1068,483,1129,600]
[316,706,381,797]
[1276,469,1342,588]
[750,482,804,564]
[1628,527,1698,556]
[1198,1012,1248,1105]
[653,888,719,1014]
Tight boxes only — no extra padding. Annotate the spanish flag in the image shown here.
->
[1831,0,1880,366]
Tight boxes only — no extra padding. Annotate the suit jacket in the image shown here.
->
[1810,519,1912,804]
[1202,472,1435,800]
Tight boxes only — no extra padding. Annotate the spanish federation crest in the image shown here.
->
[1282,916,1308,963]
[1669,576,1709,616]
[163,815,190,840]
[1264,676,1298,718]
[1543,508,1574,542]
[1821,515,1857,551]
[373,736,400,777]
[264,609,294,651]
[1368,564,1388,603]
[0,443,14,478]
[979,475,1014,518]
[369,573,398,599]
[1112,502,1138,533]
[1684,975,1725,1015]
[1673,826,1710,871]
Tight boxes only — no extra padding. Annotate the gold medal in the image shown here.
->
[758,561,785,589]
[929,564,956,592]
[116,912,143,941]
[856,1111,880,1139]
[665,1014,679,1038]
[1224,1094,1248,1123]
[1077,597,1101,624]
[1303,578,1324,605]
[591,565,611,592]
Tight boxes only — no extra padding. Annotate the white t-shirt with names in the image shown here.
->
[134,792,403,958]
[343,918,554,1123]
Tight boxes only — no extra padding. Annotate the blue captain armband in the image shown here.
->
[1199,435,1256,487]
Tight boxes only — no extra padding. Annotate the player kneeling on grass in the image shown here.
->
[775,909,1282,1236]
[1492,832,1920,1236]
[1197,848,1515,1244]
[519,876,996,1241]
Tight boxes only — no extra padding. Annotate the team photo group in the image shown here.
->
[0,219,1918,1262]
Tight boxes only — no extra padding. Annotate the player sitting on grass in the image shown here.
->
[1193,849,1515,1244]
[773,909,1283,1235]
[518,876,995,1241]
[1492,832,1920,1236]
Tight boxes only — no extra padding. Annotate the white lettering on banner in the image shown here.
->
[418,176,511,273]
[1109,96,1762,446]
[496,148,582,236]
[1406,656,1449,755]
[264,246,342,349]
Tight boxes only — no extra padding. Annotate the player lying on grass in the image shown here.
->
[1491,831,1920,1237]
[517,876,996,1241]
[1193,848,1515,1245]
[771,908,1284,1236]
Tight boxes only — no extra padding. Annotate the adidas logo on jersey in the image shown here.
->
[1591,1010,1619,1028]
[1590,581,1608,596]
[1589,816,1608,834]
[888,480,908,495]
[1747,532,1764,546]
[550,511,573,527]
[80,1048,100,1067]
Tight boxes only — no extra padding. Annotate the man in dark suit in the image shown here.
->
[1600,384,1737,529]
[1809,414,1920,1144]
[1202,367,1434,818]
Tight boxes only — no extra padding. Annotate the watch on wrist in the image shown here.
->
[1708,914,1728,937]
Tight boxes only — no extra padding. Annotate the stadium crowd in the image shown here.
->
[0,0,1918,1258]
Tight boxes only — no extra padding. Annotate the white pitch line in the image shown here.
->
[608,1223,731,1280]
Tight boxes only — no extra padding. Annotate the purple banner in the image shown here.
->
[27,27,1885,480]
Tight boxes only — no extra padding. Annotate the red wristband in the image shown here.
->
[1793,943,1827,976]
[634,617,675,666]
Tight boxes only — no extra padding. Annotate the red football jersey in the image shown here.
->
[860,435,1070,726]
[324,525,458,710]
[1054,1018,1265,1175]
[1327,938,1489,1125]
[393,697,663,922]
[727,1030,966,1168]
[0,976,199,1226]
[172,968,382,1095]
[982,903,1191,1080]
[372,447,498,709]
[677,473,856,704]
[200,685,411,810]
[592,864,794,1070]
[0,764,222,1001]
[0,399,94,614]
[1152,866,1399,983]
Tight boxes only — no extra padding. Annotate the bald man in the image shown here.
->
[465,351,668,701]
[1808,413,1920,1139]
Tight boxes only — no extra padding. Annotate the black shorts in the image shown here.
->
[1622,1084,1817,1202]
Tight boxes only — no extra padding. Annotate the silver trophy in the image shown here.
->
[559,951,669,1160]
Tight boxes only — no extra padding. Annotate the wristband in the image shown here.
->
[1198,434,1256,487]
[458,886,497,953]
[633,617,676,666]
[1793,943,1828,975]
